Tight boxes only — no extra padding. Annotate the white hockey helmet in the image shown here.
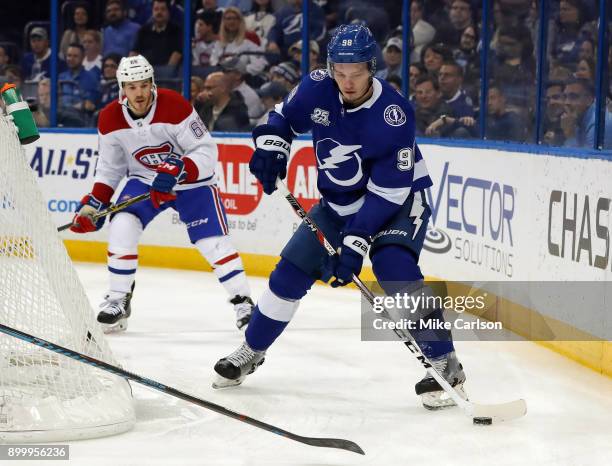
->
[116,55,156,100]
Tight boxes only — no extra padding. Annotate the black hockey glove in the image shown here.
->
[250,127,291,195]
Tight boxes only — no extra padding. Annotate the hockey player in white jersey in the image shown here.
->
[213,25,467,410]
[70,55,253,332]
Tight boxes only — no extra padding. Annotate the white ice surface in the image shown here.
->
[19,263,612,465]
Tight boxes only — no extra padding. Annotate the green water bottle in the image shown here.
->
[1,83,40,145]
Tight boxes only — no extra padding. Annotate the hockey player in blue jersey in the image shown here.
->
[213,24,466,410]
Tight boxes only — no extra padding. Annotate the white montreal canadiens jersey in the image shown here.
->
[95,88,217,191]
[268,70,432,217]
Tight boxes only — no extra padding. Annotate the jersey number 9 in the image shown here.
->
[397,148,414,171]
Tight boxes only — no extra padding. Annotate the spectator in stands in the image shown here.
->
[453,24,479,103]
[99,53,122,109]
[4,65,23,90]
[132,0,182,66]
[210,7,268,76]
[254,79,287,126]
[21,27,54,81]
[413,74,453,136]
[31,78,51,127]
[269,61,300,92]
[548,0,589,69]
[221,56,265,126]
[490,24,536,110]
[433,0,473,49]
[486,84,526,142]
[561,77,612,149]
[267,0,326,59]
[578,37,595,62]
[288,40,323,73]
[129,0,185,25]
[573,57,595,84]
[375,37,402,81]
[408,63,426,101]
[103,0,141,57]
[0,45,10,76]
[421,43,452,77]
[413,70,475,137]
[192,11,219,66]
[81,30,103,78]
[410,0,436,64]
[191,76,205,107]
[60,3,92,59]
[438,61,474,119]
[424,0,451,29]
[195,71,250,131]
[196,0,224,32]
[542,81,566,145]
[244,0,276,48]
[58,43,100,115]
[549,64,573,82]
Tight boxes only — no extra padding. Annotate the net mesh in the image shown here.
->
[0,114,134,442]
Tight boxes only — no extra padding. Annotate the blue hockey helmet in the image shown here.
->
[327,24,377,77]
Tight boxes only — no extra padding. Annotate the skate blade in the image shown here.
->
[101,318,128,334]
[422,384,467,410]
[212,374,245,389]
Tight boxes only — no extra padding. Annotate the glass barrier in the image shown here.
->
[1,0,609,153]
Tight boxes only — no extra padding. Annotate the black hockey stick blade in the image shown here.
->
[0,323,364,455]
[57,193,151,232]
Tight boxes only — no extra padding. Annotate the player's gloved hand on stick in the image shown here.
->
[250,127,291,195]
[150,157,186,208]
[70,194,110,233]
[330,231,370,288]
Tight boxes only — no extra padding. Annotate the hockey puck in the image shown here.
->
[473,417,493,425]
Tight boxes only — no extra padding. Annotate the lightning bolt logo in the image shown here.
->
[317,144,362,170]
[410,198,426,240]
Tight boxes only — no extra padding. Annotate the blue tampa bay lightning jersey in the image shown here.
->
[266,69,433,237]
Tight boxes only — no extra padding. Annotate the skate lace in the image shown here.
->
[430,357,448,375]
[234,302,252,320]
[100,295,128,317]
[227,343,257,367]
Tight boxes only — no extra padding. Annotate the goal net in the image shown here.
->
[0,114,135,442]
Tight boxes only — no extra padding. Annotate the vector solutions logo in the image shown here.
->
[423,227,452,254]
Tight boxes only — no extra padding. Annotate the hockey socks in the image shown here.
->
[195,235,250,298]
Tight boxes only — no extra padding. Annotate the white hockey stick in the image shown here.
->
[276,180,527,424]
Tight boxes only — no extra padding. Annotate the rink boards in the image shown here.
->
[28,131,612,377]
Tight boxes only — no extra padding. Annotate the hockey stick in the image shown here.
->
[276,180,526,424]
[0,323,364,455]
[57,193,151,232]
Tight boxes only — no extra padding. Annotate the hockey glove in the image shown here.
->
[250,132,291,195]
[150,157,186,208]
[70,194,110,233]
[330,231,370,288]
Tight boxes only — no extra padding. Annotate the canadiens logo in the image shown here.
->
[316,138,363,187]
[132,142,179,168]
[383,105,407,127]
[310,69,328,81]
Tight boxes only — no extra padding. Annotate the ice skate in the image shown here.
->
[212,341,265,388]
[230,295,253,330]
[97,287,134,334]
[415,351,467,410]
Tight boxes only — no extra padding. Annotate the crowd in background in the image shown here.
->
[1,0,611,149]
